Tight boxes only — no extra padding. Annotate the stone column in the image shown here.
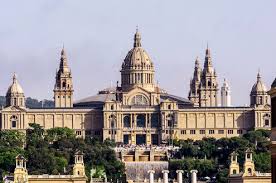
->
[176,170,183,183]
[148,170,155,183]
[190,170,198,183]
[162,170,169,183]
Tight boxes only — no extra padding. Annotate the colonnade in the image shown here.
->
[147,169,198,183]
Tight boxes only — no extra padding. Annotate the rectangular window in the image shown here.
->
[200,130,205,134]
[237,130,243,134]
[190,130,196,134]
[181,130,186,134]
[228,130,233,134]
[209,130,215,134]
[12,121,16,128]
[218,130,224,134]
[95,131,101,135]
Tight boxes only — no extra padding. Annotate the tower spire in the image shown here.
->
[133,27,142,47]
[205,43,211,57]
[13,73,17,83]
[54,47,74,108]
[257,69,261,81]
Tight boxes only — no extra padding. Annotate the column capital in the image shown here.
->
[190,170,198,174]
[176,170,184,174]
[162,170,169,174]
[148,170,155,174]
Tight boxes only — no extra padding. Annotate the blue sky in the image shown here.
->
[0,0,275,105]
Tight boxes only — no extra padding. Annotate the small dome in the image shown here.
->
[6,74,24,95]
[251,72,267,94]
[122,30,153,69]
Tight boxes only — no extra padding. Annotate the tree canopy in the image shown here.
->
[0,124,125,182]
[170,129,271,183]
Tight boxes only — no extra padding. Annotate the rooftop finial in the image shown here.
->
[257,69,261,81]
[61,44,66,56]
[206,42,211,56]
[195,56,200,67]
[12,73,17,83]
[134,27,141,47]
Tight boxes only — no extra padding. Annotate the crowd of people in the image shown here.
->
[114,144,179,152]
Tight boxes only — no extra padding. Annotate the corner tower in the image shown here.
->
[121,29,155,92]
[199,46,219,107]
[54,47,74,108]
[6,74,25,108]
[250,71,269,107]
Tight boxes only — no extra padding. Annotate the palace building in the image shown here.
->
[0,29,271,145]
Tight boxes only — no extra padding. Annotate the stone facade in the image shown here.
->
[0,30,271,145]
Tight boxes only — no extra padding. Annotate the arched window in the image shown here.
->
[233,169,237,174]
[248,168,252,175]
[259,96,263,104]
[247,154,251,159]
[130,95,149,106]
[62,81,66,88]
[123,115,131,128]
[14,98,17,106]
[137,114,146,127]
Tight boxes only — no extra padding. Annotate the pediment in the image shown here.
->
[162,98,174,103]
[125,86,152,96]
[1,106,27,112]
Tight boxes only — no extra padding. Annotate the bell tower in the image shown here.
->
[14,155,28,183]
[188,57,202,107]
[199,46,219,107]
[73,151,86,177]
[54,47,74,108]
[229,151,239,175]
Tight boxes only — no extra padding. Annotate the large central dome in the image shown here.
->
[121,29,155,92]
[122,30,153,69]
